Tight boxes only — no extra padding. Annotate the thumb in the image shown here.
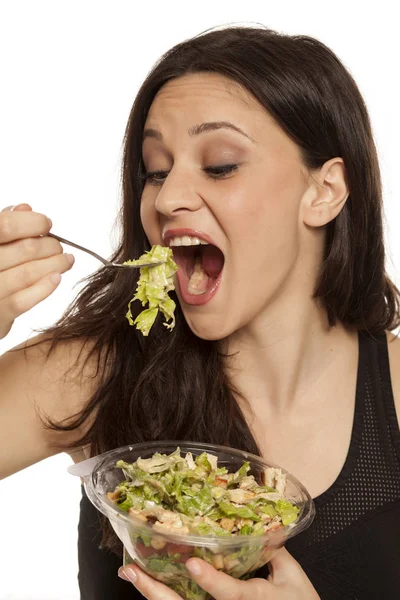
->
[267,546,302,584]
[268,546,320,598]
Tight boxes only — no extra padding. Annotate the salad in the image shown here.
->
[106,448,300,599]
[124,245,178,336]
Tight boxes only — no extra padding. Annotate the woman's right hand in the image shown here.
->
[0,203,75,340]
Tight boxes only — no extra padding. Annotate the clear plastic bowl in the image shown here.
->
[83,441,315,600]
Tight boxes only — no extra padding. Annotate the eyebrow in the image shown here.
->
[143,121,256,144]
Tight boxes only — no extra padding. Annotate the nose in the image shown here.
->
[154,167,204,217]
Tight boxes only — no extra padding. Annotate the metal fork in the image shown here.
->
[47,233,165,269]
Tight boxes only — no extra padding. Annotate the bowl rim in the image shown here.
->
[84,440,315,547]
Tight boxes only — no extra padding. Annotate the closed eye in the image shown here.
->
[140,164,239,186]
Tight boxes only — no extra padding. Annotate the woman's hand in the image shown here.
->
[118,546,320,599]
[0,203,75,340]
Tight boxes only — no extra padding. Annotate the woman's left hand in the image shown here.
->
[118,546,320,599]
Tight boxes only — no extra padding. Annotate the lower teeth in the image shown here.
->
[187,261,209,295]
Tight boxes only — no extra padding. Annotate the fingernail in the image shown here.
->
[123,567,137,585]
[186,559,202,576]
[48,218,53,228]
[118,567,129,581]
[65,253,75,265]
[11,204,31,211]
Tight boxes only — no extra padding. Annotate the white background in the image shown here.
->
[0,1,399,598]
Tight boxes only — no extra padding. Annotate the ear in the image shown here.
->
[302,158,349,228]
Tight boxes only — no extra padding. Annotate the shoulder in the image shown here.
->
[386,331,400,426]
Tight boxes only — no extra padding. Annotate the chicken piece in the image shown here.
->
[264,468,276,488]
[239,476,256,490]
[141,506,189,533]
[203,516,218,528]
[212,554,225,569]
[224,556,240,570]
[256,492,282,501]
[227,488,256,504]
[220,518,235,532]
[236,518,253,528]
[142,506,180,524]
[263,468,286,495]
[152,521,189,534]
[106,490,121,501]
[150,536,167,550]
[265,516,283,532]
[265,522,282,532]
[128,508,147,522]
[274,469,286,495]
[206,453,218,471]
[214,477,228,488]
[185,452,196,470]
[260,512,272,523]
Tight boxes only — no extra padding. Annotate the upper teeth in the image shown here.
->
[169,235,208,247]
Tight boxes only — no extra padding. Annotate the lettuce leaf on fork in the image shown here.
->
[124,245,178,336]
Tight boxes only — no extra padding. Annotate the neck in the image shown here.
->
[223,293,357,414]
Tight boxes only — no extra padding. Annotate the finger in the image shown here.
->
[0,235,63,271]
[185,558,269,599]
[118,564,182,600]
[0,210,52,244]
[0,271,62,334]
[0,253,74,300]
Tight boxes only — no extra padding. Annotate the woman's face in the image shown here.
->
[140,72,320,340]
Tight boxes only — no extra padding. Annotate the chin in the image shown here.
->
[182,311,234,341]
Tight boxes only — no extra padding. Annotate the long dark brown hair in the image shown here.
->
[21,24,400,552]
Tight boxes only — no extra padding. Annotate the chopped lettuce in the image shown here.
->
[259,503,278,518]
[124,245,178,336]
[177,484,214,517]
[275,498,300,525]
[218,501,260,521]
[239,524,254,535]
[233,461,251,483]
[117,497,134,512]
[190,520,230,537]
[110,447,300,538]
[195,452,214,472]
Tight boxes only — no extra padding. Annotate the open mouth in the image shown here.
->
[173,244,224,294]
[165,233,225,302]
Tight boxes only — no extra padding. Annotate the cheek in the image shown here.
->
[220,182,299,248]
[140,194,160,245]
[216,176,302,288]
[223,161,300,217]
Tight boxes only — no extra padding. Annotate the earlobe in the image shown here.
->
[302,158,349,228]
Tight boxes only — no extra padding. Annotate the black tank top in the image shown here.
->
[77,331,400,599]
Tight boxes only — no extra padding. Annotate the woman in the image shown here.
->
[1,24,399,600]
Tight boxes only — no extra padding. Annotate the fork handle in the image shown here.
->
[47,232,110,266]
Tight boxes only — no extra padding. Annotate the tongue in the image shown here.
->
[201,245,224,279]
[188,260,209,295]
